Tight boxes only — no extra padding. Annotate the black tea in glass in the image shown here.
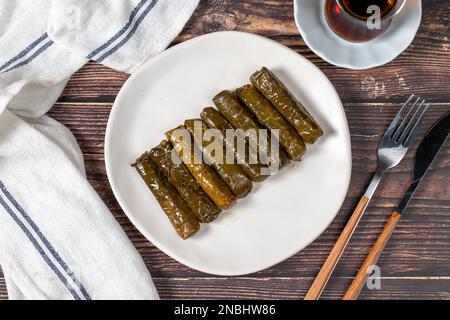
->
[325,0,405,42]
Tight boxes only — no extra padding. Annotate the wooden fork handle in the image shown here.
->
[343,211,401,300]
[304,196,370,300]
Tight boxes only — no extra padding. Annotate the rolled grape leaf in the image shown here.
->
[185,119,252,198]
[236,84,306,161]
[201,107,268,182]
[250,67,323,144]
[166,125,236,210]
[132,154,199,240]
[213,90,290,170]
[149,140,220,223]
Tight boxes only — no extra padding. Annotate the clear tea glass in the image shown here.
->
[325,0,407,42]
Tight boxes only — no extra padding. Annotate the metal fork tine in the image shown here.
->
[385,94,415,138]
[399,99,425,144]
[403,103,430,147]
[392,96,421,141]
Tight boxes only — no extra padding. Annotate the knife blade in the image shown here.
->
[396,112,450,214]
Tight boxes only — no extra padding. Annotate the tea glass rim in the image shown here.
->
[334,0,407,22]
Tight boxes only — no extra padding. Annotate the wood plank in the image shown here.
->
[1,273,449,300]
[149,277,450,299]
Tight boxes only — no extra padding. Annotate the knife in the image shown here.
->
[342,112,450,300]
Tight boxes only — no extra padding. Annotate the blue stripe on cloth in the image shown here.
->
[87,0,150,60]
[0,194,82,300]
[1,40,54,74]
[96,0,158,63]
[0,181,91,300]
[0,33,48,72]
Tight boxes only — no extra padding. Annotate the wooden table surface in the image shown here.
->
[1,0,449,300]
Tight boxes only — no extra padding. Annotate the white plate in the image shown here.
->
[294,0,422,70]
[105,31,351,276]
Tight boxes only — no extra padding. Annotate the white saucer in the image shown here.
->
[294,0,422,70]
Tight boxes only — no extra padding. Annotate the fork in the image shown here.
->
[305,94,429,300]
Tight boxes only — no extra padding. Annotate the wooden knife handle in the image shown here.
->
[305,196,370,300]
[342,211,401,300]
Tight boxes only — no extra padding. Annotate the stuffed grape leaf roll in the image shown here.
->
[149,140,220,223]
[132,154,199,239]
[184,119,252,198]
[166,126,236,209]
[250,67,323,144]
[200,107,268,182]
[236,84,306,161]
[213,90,290,170]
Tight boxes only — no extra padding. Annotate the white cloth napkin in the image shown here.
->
[0,0,200,300]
